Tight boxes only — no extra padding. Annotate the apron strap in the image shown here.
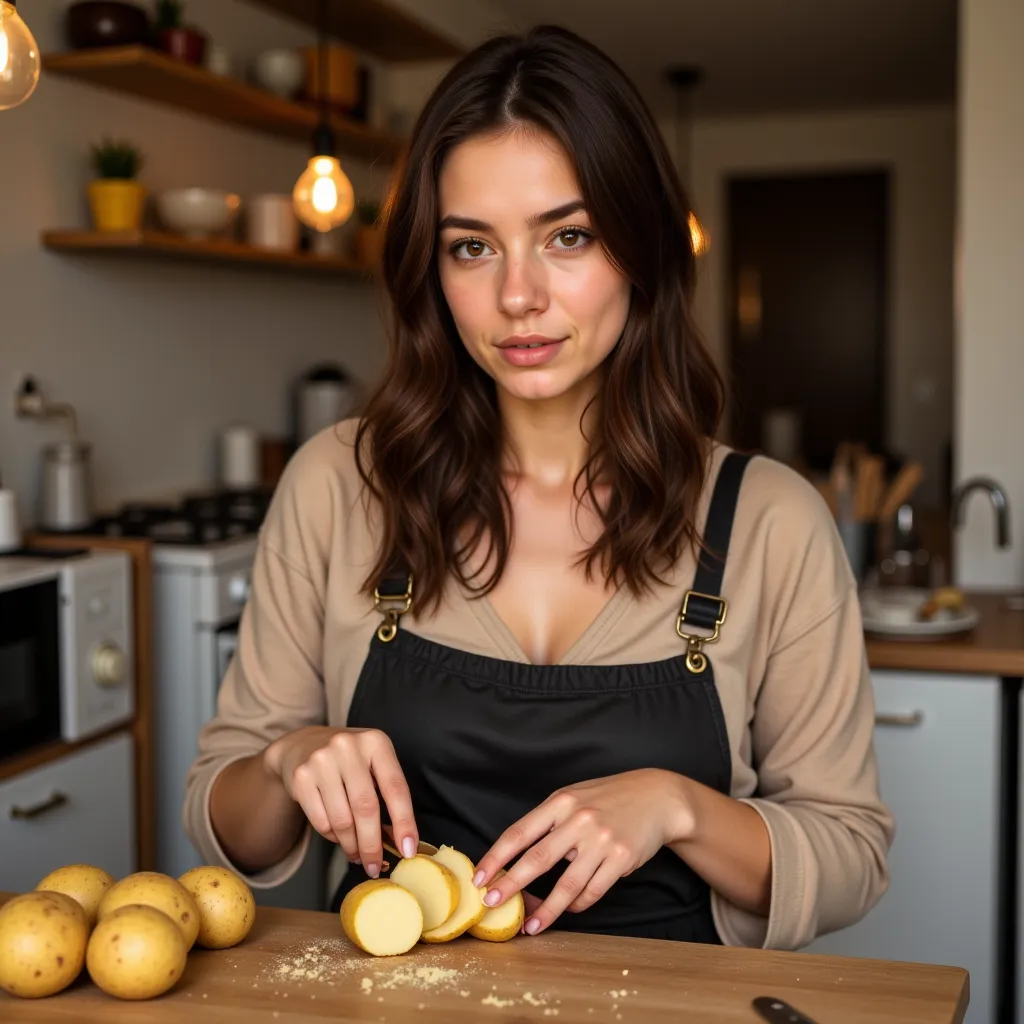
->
[676,450,754,672]
[373,558,413,643]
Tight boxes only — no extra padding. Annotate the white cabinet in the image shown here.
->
[802,671,1000,1024]
[0,731,136,893]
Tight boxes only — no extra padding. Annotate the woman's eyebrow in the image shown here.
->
[438,199,586,233]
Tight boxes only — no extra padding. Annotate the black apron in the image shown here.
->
[330,452,751,943]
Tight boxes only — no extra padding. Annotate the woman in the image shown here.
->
[184,24,893,949]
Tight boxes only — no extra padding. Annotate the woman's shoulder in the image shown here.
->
[711,443,857,635]
[258,418,374,579]
[711,442,838,539]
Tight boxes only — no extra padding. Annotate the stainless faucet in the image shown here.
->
[951,477,1011,548]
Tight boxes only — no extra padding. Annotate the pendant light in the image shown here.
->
[0,0,40,111]
[666,65,709,257]
[292,0,355,232]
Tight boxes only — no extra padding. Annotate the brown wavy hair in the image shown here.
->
[355,24,725,614]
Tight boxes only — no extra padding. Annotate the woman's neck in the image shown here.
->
[498,383,599,490]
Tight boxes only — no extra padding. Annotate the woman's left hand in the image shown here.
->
[472,768,693,935]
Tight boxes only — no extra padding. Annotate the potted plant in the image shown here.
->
[88,138,145,233]
[153,0,206,65]
[354,199,383,269]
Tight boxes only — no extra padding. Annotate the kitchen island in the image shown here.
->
[0,895,968,1023]
[857,590,1023,1024]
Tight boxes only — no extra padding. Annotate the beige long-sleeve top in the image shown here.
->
[183,420,894,951]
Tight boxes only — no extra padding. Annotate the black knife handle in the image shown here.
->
[752,996,821,1024]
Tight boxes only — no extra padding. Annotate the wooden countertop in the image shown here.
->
[0,896,968,1023]
[865,592,1024,676]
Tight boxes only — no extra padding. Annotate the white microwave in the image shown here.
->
[0,550,134,761]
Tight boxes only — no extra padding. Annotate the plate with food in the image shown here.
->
[860,585,980,638]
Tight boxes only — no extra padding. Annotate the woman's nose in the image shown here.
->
[497,252,548,318]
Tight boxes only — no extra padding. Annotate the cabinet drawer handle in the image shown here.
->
[875,710,924,728]
[9,791,69,821]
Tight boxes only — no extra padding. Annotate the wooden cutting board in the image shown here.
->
[0,898,968,1023]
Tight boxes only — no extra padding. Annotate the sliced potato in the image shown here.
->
[86,904,187,1000]
[0,891,89,998]
[97,872,200,951]
[178,865,256,950]
[468,870,524,942]
[340,879,423,957]
[390,854,460,932]
[420,846,487,943]
[36,863,116,927]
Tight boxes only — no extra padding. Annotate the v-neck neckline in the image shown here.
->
[464,583,631,667]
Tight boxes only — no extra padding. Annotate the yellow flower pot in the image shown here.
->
[88,179,145,233]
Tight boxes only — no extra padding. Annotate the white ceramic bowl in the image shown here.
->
[156,188,241,239]
[251,48,304,98]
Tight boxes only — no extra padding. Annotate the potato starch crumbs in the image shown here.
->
[482,994,517,1008]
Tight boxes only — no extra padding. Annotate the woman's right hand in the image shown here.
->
[263,726,418,878]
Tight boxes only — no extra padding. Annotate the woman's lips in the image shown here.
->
[496,335,566,367]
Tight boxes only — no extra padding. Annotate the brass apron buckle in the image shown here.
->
[676,589,727,673]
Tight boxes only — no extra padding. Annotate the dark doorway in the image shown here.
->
[725,170,889,474]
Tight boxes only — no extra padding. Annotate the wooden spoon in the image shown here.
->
[876,461,923,523]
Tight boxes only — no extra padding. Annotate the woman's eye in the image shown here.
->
[551,228,592,251]
[451,238,492,260]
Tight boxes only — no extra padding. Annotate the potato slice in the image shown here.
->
[420,846,487,943]
[468,870,525,942]
[340,879,423,957]
[390,854,460,932]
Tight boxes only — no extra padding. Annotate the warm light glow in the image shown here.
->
[292,154,355,232]
[688,211,709,256]
[0,1,40,111]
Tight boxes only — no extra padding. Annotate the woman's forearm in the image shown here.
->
[208,752,307,874]
[666,773,772,917]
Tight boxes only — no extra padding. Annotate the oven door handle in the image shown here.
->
[9,790,69,821]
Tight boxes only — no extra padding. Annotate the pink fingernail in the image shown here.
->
[484,889,500,907]
[366,863,380,879]
[525,918,541,935]
[402,838,416,859]
[472,871,485,887]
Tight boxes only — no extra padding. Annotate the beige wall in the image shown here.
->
[684,106,956,509]
[0,0,505,522]
[953,0,1024,589]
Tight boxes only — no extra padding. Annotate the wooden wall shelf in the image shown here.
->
[42,46,403,162]
[244,0,465,62]
[42,229,373,278]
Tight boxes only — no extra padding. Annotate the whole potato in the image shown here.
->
[178,865,256,949]
[36,864,116,926]
[86,904,187,1000]
[0,891,89,998]
[98,872,200,950]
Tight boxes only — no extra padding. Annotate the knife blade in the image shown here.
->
[752,996,821,1024]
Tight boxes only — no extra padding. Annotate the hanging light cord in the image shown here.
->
[317,0,328,124]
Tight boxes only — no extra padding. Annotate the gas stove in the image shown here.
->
[73,487,272,547]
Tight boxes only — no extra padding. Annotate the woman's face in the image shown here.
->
[437,127,631,405]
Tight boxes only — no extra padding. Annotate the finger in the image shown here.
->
[566,858,623,915]
[367,737,419,858]
[473,801,565,888]
[290,764,349,852]
[333,742,384,877]
[524,852,611,935]
[521,891,542,934]
[313,763,361,864]
[482,828,577,909]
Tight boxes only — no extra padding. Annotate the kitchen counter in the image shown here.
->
[865,592,1024,676]
[0,896,968,1023]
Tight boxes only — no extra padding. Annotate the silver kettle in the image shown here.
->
[295,363,357,446]
[40,440,94,532]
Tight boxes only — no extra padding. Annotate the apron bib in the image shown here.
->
[331,453,751,943]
